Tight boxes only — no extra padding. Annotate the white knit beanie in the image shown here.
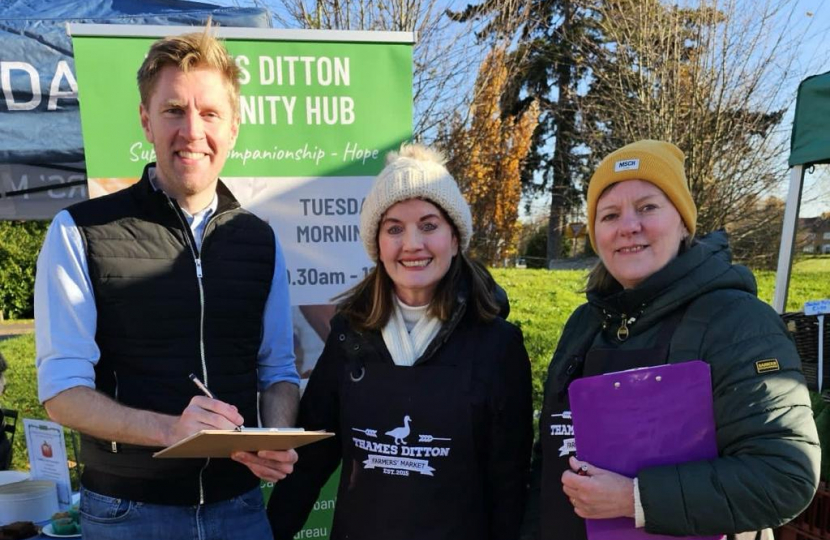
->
[360,144,473,262]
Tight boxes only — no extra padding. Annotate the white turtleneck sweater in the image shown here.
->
[381,296,443,366]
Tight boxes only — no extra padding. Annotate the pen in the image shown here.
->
[188,373,215,399]
[577,464,589,476]
[188,373,243,431]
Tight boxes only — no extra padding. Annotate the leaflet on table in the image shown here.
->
[23,418,72,507]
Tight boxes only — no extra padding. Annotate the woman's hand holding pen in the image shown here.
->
[561,456,635,520]
[166,395,245,446]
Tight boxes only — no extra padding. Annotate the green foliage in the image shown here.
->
[0,221,49,319]
[0,334,81,487]
[521,227,548,268]
[492,269,586,411]
[0,334,50,472]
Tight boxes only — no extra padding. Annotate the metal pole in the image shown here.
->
[772,166,805,313]
[818,314,824,393]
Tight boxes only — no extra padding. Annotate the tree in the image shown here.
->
[518,215,551,268]
[273,0,490,138]
[0,221,49,319]
[449,0,821,265]
[581,0,813,245]
[728,196,785,268]
[441,47,540,265]
[448,0,604,265]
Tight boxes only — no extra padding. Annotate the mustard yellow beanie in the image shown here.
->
[586,139,697,252]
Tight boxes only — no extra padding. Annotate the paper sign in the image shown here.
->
[804,299,830,316]
[23,419,72,507]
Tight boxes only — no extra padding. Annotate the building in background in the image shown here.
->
[799,214,830,254]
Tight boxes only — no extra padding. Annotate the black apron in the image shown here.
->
[333,359,486,540]
[540,309,685,540]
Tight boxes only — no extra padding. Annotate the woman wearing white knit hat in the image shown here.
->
[268,143,533,540]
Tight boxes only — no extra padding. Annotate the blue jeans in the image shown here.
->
[78,486,272,540]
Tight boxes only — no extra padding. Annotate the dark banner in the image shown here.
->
[0,0,269,218]
[0,162,85,220]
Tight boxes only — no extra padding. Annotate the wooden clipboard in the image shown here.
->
[153,429,333,458]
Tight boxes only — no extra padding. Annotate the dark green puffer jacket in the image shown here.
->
[537,231,820,536]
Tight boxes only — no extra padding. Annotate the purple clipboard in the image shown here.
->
[568,360,720,540]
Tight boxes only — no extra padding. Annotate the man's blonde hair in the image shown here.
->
[137,25,241,116]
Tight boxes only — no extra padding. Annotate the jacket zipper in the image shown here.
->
[617,314,630,341]
[166,198,209,385]
[602,309,639,342]
[111,372,119,453]
[165,196,229,505]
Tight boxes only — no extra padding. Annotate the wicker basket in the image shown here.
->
[777,483,830,540]
[782,312,830,392]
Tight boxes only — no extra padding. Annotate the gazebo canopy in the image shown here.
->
[790,70,830,167]
[774,70,830,312]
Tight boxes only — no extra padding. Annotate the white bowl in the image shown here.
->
[0,479,59,525]
[0,470,29,486]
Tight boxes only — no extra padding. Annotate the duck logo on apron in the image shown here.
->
[351,415,453,477]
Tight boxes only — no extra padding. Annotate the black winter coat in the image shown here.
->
[268,285,533,540]
[523,231,820,538]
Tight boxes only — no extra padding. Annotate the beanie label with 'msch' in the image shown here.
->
[614,158,640,172]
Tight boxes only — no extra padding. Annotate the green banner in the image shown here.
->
[73,35,412,178]
[262,469,339,539]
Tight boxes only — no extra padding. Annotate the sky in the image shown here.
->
[213,0,830,218]
[782,0,830,217]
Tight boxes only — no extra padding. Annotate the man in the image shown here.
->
[35,28,299,540]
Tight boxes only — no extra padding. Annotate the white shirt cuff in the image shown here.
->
[633,477,646,528]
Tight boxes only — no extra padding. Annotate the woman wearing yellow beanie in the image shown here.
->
[523,140,819,540]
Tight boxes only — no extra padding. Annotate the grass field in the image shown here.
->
[793,257,830,272]
[2,263,829,473]
[2,333,46,472]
